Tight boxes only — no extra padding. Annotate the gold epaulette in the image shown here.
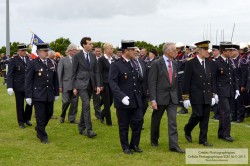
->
[182,94,190,100]
[186,57,194,61]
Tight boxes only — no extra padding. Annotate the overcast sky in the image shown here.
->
[0,0,250,48]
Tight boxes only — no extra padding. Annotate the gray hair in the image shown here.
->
[66,43,77,52]
[48,50,56,56]
[162,42,176,53]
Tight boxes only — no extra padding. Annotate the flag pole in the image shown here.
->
[6,0,10,56]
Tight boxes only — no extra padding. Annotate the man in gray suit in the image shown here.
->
[72,37,101,138]
[148,42,184,153]
[57,44,79,124]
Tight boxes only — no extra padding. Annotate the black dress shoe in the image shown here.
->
[50,115,58,119]
[201,142,213,146]
[185,134,192,142]
[178,108,188,114]
[25,121,32,126]
[170,147,185,153]
[236,120,243,123]
[79,130,87,136]
[123,149,133,155]
[130,146,143,153]
[99,117,104,124]
[41,139,49,144]
[87,130,97,138]
[224,137,234,142]
[69,120,78,124]
[151,142,159,147]
[184,126,192,142]
[19,125,25,129]
[60,117,65,123]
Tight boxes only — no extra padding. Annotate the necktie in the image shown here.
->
[43,60,47,66]
[202,60,206,73]
[167,60,173,85]
[21,57,25,63]
[86,53,90,67]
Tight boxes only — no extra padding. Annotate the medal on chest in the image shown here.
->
[38,68,43,76]
[220,68,224,74]
[124,73,128,79]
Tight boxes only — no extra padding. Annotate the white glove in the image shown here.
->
[122,96,130,106]
[183,100,191,109]
[54,96,59,101]
[214,94,219,104]
[235,90,240,99]
[7,88,13,96]
[211,98,216,106]
[26,98,32,105]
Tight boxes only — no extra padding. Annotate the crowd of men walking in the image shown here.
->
[1,37,250,154]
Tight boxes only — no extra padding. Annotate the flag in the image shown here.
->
[30,33,44,59]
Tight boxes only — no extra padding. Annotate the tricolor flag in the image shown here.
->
[30,33,44,59]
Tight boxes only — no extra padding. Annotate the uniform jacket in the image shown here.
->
[25,58,59,102]
[7,55,31,92]
[183,57,213,104]
[212,56,238,98]
[109,57,143,109]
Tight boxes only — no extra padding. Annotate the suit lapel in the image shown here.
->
[89,52,95,69]
[160,57,170,82]
[172,61,177,82]
[79,51,89,69]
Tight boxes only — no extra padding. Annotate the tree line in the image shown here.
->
[0,37,164,56]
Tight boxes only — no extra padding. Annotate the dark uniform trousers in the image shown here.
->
[61,89,78,121]
[25,57,59,141]
[34,101,54,140]
[218,97,234,138]
[185,104,210,143]
[109,57,144,151]
[151,100,179,149]
[231,94,245,121]
[117,107,143,150]
[78,81,93,132]
[101,83,113,125]
[212,104,220,119]
[14,91,32,125]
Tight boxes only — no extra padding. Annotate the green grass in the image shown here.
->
[0,77,249,166]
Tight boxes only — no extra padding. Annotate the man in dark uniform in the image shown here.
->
[231,44,245,123]
[1,53,9,85]
[146,49,158,79]
[25,43,59,144]
[109,40,143,154]
[183,40,215,146]
[134,48,148,129]
[240,45,250,119]
[175,42,188,114]
[212,42,239,142]
[7,44,33,128]
[210,45,220,120]
[185,45,193,58]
